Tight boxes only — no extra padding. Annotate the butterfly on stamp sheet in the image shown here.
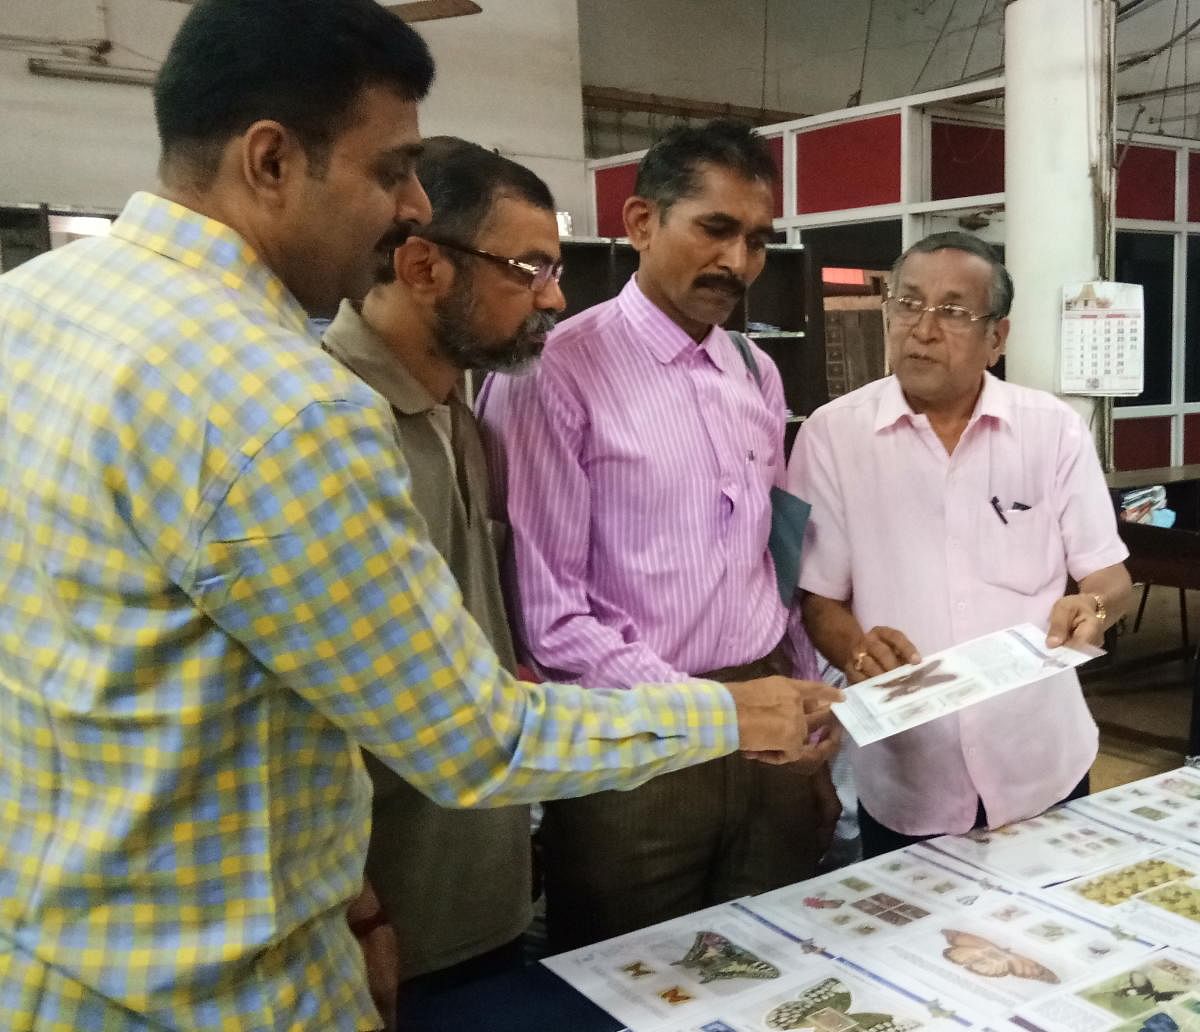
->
[940,929,1059,983]
[672,931,782,985]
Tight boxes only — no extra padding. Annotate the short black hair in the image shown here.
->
[634,118,777,214]
[892,231,1015,319]
[377,136,556,283]
[155,0,435,186]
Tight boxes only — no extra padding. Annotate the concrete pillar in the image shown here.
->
[1004,0,1115,461]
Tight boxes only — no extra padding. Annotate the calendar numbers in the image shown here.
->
[1059,282,1144,397]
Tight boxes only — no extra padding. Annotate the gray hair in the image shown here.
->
[890,231,1014,319]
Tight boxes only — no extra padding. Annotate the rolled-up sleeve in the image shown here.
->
[185,399,738,808]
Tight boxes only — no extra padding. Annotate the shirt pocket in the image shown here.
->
[977,504,1063,596]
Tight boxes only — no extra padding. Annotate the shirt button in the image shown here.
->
[948,537,960,549]
[955,601,966,611]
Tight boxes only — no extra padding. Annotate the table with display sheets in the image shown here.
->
[418,764,1200,1032]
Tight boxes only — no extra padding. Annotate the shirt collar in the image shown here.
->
[109,192,311,337]
[322,299,440,415]
[973,371,1013,426]
[873,371,1012,433]
[616,274,738,375]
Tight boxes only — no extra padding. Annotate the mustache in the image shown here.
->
[375,220,420,253]
[692,274,746,298]
[520,309,558,341]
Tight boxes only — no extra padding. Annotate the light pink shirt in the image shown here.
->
[789,373,1127,834]
[476,276,790,687]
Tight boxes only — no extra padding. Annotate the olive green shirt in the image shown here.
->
[324,300,530,979]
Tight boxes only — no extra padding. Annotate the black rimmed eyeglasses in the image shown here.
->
[422,237,564,292]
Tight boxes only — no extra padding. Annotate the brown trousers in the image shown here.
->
[541,647,826,951]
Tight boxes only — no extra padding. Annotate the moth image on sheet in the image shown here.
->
[876,659,956,702]
[672,931,781,985]
[940,929,1059,984]
[763,976,921,1032]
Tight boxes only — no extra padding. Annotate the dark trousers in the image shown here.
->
[397,937,525,1030]
[542,646,830,952]
[858,773,1091,859]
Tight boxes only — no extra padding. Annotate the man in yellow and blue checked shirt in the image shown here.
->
[0,1,841,1029]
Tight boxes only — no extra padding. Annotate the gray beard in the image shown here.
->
[432,280,556,373]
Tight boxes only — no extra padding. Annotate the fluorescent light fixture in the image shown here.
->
[157,0,483,19]
[28,57,155,87]
[49,215,113,238]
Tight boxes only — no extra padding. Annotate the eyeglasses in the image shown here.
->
[884,295,995,330]
[422,237,564,292]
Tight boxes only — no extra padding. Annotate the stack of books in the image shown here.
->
[1119,485,1174,527]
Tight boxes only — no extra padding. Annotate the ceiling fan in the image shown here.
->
[27,0,482,86]
[385,0,482,21]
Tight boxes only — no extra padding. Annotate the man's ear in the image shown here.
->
[623,195,658,253]
[987,316,1011,367]
[392,237,455,299]
[238,120,308,206]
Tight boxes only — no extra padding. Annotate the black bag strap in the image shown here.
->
[727,330,763,390]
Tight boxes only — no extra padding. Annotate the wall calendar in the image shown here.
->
[1059,281,1145,397]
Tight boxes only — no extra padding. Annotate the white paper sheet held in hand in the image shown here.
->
[832,623,1102,747]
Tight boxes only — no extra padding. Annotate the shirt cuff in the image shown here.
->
[628,677,740,757]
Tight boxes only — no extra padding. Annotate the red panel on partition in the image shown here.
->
[1114,417,1173,470]
[1190,153,1200,223]
[767,135,784,218]
[1116,146,1176,221]
[930,121,1004,200]
[594,162,639,238]
[1186,414,1200,464]
[796,114,901,215]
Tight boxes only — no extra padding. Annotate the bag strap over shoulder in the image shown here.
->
[727,330,763,390]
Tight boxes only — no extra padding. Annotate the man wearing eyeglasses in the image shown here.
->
[791,231,1133,857]
[321,137,566,1020]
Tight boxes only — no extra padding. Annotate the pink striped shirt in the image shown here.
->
[476,275,789,687]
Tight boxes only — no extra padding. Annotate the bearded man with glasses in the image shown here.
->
[790,231,1133,858]
[321,136,567,1023]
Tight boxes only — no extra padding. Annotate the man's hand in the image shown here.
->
[1046,593,1104,649]
[844,626,921,684]
[349,881,399,1031]
[358,922,400,1032]
[724,676,844,765]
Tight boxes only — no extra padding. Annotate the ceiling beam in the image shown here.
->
[582,85,804,126]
